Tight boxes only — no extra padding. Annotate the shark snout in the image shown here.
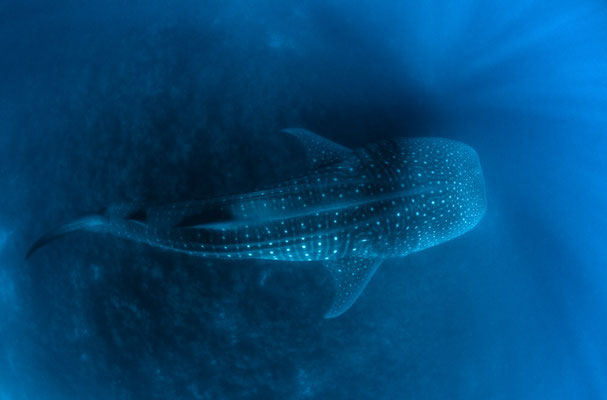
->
[467,147,487,226]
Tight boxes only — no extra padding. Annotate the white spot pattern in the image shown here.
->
[57,134,487,318]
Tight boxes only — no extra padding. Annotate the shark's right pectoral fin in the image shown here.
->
[322,257,383,318]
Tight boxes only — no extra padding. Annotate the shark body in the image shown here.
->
[27,129,487,317]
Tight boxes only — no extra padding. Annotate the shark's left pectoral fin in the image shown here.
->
[322,257,383,318]
[282,128,351,169]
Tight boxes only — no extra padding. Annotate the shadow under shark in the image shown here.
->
[27,129,487,318]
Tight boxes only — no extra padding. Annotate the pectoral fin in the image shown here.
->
[323,257,383,318]
[282,128,351,169]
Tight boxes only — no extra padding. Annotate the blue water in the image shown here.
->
[2,0,607,398]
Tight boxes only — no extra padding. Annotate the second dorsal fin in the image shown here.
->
[282,128,351,169]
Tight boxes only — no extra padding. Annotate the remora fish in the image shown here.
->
[27,129,487,317]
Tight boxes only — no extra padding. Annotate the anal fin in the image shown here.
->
[323,257,383,318]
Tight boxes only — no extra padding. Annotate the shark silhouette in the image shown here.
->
[27,129,487,317]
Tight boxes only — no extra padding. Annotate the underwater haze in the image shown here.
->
[2,0,607,399]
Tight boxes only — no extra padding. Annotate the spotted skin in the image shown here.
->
[27,130,487,317]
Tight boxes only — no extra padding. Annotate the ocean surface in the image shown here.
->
[1,0,607,399]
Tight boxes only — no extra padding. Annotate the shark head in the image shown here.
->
[385,137,487,254]
[457,141,487,227]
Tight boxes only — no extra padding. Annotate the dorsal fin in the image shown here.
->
[173,205,233,228]
[322,257,383,318]
[282,128,351,169]
[126,208,147,223]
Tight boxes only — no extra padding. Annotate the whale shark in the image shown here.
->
[27,129,487,317]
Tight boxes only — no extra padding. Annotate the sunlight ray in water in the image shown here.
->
[2,0,607,398]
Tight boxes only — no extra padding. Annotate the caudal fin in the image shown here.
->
[26,215,106,259]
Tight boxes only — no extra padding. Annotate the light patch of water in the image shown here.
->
[0,229,8,252]
[0,228,16,308]
[0,270,15,307]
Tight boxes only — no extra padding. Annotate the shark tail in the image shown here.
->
[26,215,107,259]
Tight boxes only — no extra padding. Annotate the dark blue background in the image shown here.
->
[1,0,606,398]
